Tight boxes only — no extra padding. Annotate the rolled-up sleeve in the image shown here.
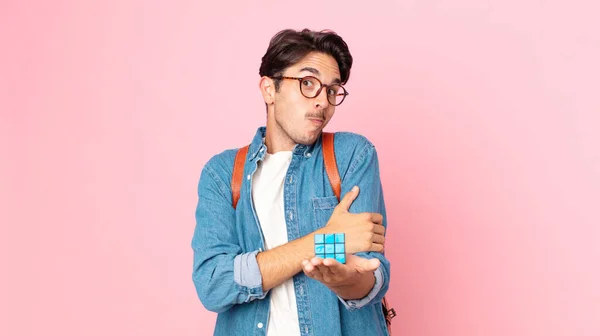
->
[337,266,384,310]
[233,251,268,296]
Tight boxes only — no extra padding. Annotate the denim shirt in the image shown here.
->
[192,127,391,336]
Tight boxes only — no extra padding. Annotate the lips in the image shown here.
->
[309,118,324,126]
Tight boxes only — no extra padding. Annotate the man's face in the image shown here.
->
[271,52,341,145]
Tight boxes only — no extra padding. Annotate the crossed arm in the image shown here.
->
[192,143,389,312]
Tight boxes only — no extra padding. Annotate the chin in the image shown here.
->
[296,132,320,145]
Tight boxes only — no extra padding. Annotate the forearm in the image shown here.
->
[256,231,320,291]
[329,270,375,300]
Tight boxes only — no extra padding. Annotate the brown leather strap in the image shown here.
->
[382,296,396,333]
[231,145,249,209]
[322,132,341,201]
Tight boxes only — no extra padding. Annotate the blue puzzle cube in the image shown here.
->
[314,233,346,264]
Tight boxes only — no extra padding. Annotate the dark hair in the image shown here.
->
[259,29,353,90]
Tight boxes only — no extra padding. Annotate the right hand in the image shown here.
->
[318,186,385,254]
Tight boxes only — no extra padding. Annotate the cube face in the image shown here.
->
[314,233,346,264]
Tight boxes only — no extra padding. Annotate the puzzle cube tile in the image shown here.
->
[314,233,346,264]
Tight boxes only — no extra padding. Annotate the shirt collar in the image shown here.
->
[248,126,321,161]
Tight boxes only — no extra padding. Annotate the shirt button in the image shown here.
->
[305,152,312,158]
[246,175,251,180]
[257,322,264,329]
[260,147,264,152]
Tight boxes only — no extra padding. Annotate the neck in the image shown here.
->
[264,119,296,154]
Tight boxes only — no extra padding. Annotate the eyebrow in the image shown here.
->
[299,67,341,85]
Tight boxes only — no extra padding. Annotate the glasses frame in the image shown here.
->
[270,75,349,106]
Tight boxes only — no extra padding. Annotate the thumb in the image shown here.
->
[355,256,381,274]
[337,186,359,212]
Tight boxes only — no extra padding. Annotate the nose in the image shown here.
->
[313,87,330,109]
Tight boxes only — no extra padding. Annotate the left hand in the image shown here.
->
[301,254,380,288]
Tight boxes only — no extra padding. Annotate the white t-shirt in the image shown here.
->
[252,150,301,335]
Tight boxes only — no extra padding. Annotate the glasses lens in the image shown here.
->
[327,85,347,106]
[299,76,321,98]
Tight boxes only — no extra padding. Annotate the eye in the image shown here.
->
[327,85,341,96]
[302,79,315,87]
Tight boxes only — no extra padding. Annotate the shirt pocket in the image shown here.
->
[311,196,339,229]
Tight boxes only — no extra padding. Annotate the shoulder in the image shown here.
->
[329,131,378,176]
[203,148,239,175]
[198,147,244,195]
[331,131,376,159]
[331,131,373,147]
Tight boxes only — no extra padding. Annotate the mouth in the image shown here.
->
[308,118,324,127]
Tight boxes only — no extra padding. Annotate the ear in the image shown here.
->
[259,76,275,105]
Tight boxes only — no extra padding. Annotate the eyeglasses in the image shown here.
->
[270,75,349,106]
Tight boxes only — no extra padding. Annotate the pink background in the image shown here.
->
[2,1,599,335]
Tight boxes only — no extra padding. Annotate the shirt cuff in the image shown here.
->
[233,251,268,301]
[338,265,384,311]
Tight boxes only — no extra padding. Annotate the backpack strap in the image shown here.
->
[382,296,396,333]
[231,145,249,209]
[230,132,338,208]
[321,132,341,201]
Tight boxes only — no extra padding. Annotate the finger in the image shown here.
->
[355,257,381,273]
[312,258,331,276]
[303,260,323,280]
[302,260,315,273]
[372,224,386,235]
[337,186,359,212]
[322,258,343,275]
[310,257,324,266]
[371,233,385,245]
[316,264,334,281]
[304,268,323,281]
[369,243,385,253]
[370,213,384,224]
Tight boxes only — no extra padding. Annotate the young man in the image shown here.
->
[192,29,391,335]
